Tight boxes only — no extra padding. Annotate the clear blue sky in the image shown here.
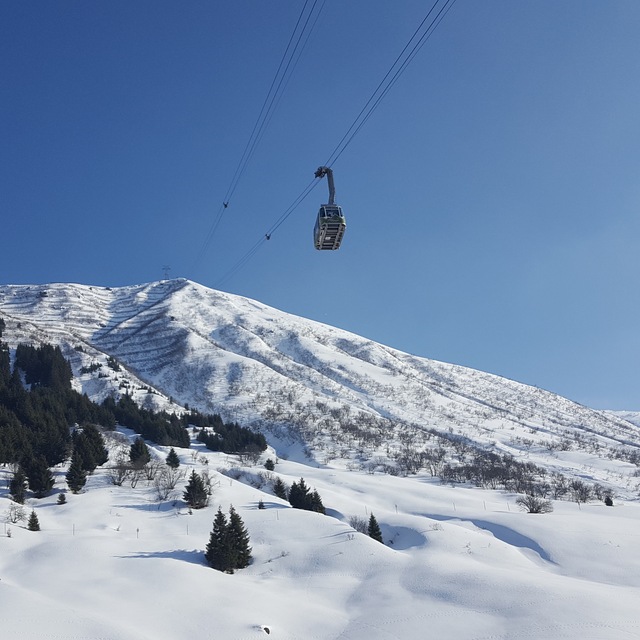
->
[2,1,639,410]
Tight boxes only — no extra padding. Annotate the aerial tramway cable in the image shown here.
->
[190,0,326,275]
[214,0,457,285]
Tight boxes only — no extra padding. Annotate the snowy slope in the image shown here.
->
[1,433,640,640]
[0,279,639,499]
[2,279,640,639]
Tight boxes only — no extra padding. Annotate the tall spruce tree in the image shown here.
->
[368,513,383,543]
[25,455,55,498]
[228,505,252,570]
[205,507,232,572]
[9,466,27,504]
[80,425,108,467]
[205,506,252,573]
[183,470,209,509]
[66,450,87,493]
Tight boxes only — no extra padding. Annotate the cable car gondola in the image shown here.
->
[314,166,346,250]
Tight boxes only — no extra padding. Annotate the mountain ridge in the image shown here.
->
[1,278,638,499]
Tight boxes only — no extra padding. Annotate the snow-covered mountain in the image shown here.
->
[3,279,640,640]
[1,278,638,498]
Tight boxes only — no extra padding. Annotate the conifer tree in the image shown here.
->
[309,489,326,515]
[273,477,288,501]
[228,505,252,570]
[166,447,180,469]
[205,507,232,572]
[66,450,87,493]
[288,477,310,510]
[81,425,109,467]
[183,470,209,509]
[368,513,383,543]
[25,455,55,498]
[9,467,27,504]
[27,510,41,531]
[288,478,325,513]
[73,431,96,473]
[205,506,252,573]
[129,437,151,469]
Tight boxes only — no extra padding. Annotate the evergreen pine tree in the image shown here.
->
[166,447,180,469]
[27,510,40,531]
[183,470,209,509]
[288,478,325,513]
[9,467,27,504]
[81,424,108,467]
[73,431,96,473]
[368,513,383,543]
[25,455,55,498]
[66,450,87,493]
[57,492,67,505]
[273,477,288,501]
[205,507,231,572]
[129,437,151,469]
[309,490,326,514]
[264,458,275,471]
[288,478,310,510]
[228,505,252,570]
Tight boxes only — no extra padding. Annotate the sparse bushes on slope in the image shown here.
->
[515,494,553,514]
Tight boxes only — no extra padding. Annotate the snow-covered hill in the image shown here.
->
[2,430,640,640]
[2,279,640,639]
[0,278,639,499]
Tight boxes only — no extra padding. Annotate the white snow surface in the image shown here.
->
[2,279,640,638]
[1,435,640,640]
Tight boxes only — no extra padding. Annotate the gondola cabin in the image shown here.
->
[314,204,346,250]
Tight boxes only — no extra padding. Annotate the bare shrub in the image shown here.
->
[153,467,186,501]
[515,494,553,514]
[349,515,368,534]
[5,504,26,524]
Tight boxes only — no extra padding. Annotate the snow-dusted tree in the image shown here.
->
[166,447,180,469]
[183,470,210,509]
[27,510,40,531]
[368,513,383,543]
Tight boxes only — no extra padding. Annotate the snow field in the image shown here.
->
[2,434,640,639]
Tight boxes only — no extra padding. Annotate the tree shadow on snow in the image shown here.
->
[117,549,205,566]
